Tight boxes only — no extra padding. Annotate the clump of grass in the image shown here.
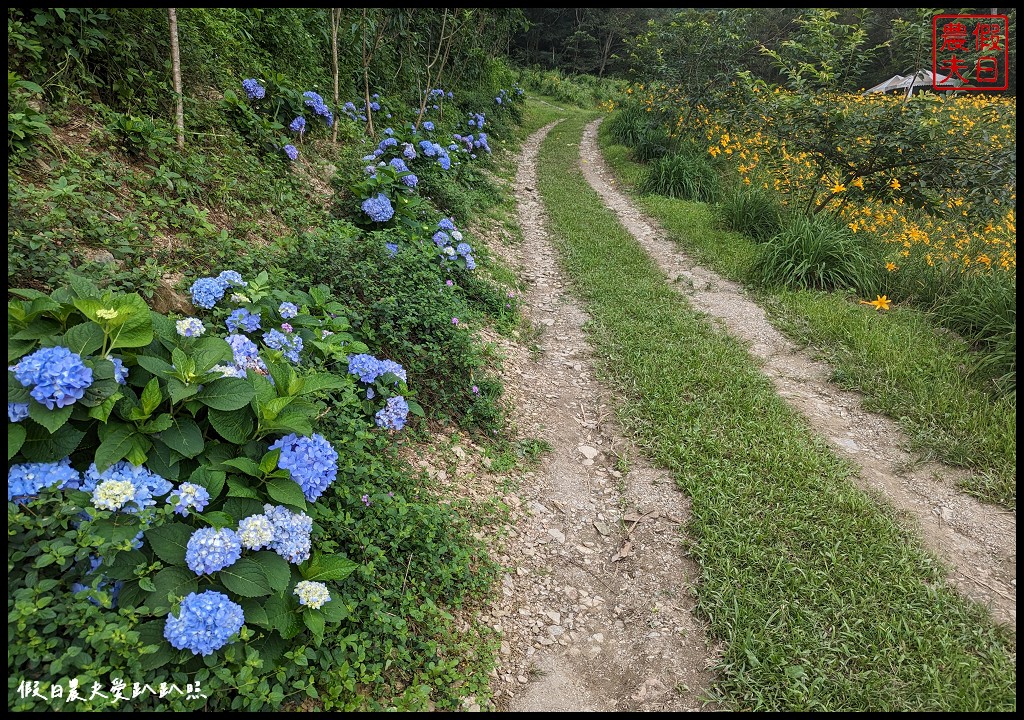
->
[751,214,879,294]
[639,151,722,203]
[719,185,786,243]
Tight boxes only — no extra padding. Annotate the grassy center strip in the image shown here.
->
[533,107,1015,711]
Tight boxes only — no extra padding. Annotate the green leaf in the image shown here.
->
[259,448,281,474]
[227,476,260,499]
[261,405,313,436]
[126,432,151,466]
[303,609,325,641]
[106,293,155,351]
[62,322,105,356]
[248,373,277,405]
[167,378,200,404]
[115,580,145,610]
[90,516,144,544]
[87,393,121,422]
[189,466,225,501]
[136,355,174,377]
[191,336,234,372]
[147,567,198,612]
[208,407,254,444]
[265,476,307,510]
[302,554,357,582]
[260,396,294,421]
[137,620,177,671]
[27,401,72,433]
[67,273,102,299]
[103,549,147,580]
[406,399,425,418]
[221,457,262,476]
[157,417,204,458]
[266,360,296,397]
[219,558,273,597]
[252,551,292,593]
[198,510,234,529]
[264,594,301,638]
[141,413,174,433]
[241,599,270,628]
[297,372,349,395]
[145,522,194,566]
[195,377,255,411]
[9,424,27,460]
[141,377,163,414]
[95,423,136,471]
[19,421,85,462]
[223,497,265,521]
[319,598,349,623]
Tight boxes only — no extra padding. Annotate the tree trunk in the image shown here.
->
[331,9,340,144]
[168,8,184,150]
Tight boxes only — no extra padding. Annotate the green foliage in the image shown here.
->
[605,104,654,148]
[281,225,504,434]
[751,214,880,293]
[7,73,52,157]
[719,185,786,243]
[639,151,723,203]
[104,111,175,158]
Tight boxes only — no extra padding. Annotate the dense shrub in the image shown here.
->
[639,150,723,202]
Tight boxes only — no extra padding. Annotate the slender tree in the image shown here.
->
[168,8,184,150]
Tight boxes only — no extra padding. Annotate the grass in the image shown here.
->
[595,118,1016,509]
[531,104,1016,711]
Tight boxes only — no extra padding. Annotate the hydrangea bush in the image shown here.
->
[7,272,421,709]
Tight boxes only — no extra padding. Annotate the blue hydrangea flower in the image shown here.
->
[423,121,434,132]
[369,101,381,112]
[190,277,226,309]
[176,317,204,338]
[438,155,451,171]
[8,402,29,423]
[294,580,331,609]
[278,302,299,319]
[226,308,262,334]
[347,353,381,383]
[377,359,407,383]
[378,137,398,150]
[9,346,94,410]
[262,504,313,563]
[108,356,128,385]
[402,143,416,160]
[385,242,399,257]
[185,527,242,575]
[164,590,244,656]
[218,270,246,288]
[226,333,259,364]
[419,139,437,157]
[456,242,472,256]
[242,79,265,100]
[389,157,409,172]
[496,96,502,104]
[365,164,377,176]
[283,144,299,161]
[270,433,339,502]
[384,127,395,136]
[362,194,395,223]
[465,255,477,270]
[289,116,306,133]
[169,482,211,517]
[432,231,450,247]
[438,218,456,232]
[79,461,173,512]
[238,514,275,551]
[400,173,418,188]
[263,329,303,364]
[375,395,409,431]
[8,457,80,502]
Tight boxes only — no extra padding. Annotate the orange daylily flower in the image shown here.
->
[859,295,891,311]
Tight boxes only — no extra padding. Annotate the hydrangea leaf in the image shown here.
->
[265,476,307,511]
[27,401,72,434]
[94,422,135,471]
[8,424,26,460]
[145,522,193,565]
[157,417,204,458]
[301,554,357,582]
[252,550,291,593]
[61,321,104,356]
[220,558,273,598]
[208,407,255,444]
[195,377,255,411]
[19,421,85,462]
[147,567,199,613]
